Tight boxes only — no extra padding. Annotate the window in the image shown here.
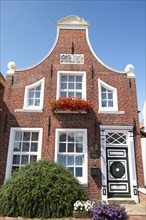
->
[5,128,42,180]
[98,79,118,112]
[23,78,45,111]
[56,71,86,100]
[55,129,87,184]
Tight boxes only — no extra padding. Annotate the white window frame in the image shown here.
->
[55,128,88,185]
[23,78,45,111]
[5,127,43,181]
[56,71,86,100]
[98,79,118,113]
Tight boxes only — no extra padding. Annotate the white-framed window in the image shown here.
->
[23,78,45,111]
[5,128,43,180]
[55,128,88,184]
[56,71,86,100]
[98,79,118,112]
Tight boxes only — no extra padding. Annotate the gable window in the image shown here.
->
[23,78,45,111]
[55,129,87,184]
[56,71,86,100]
[5,128,42,180]
[98,79,118,112]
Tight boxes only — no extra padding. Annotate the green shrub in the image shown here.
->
[0,159,88,218]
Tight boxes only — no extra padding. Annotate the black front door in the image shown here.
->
[106,147,131,198]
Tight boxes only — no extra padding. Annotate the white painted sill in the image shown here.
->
[15,109,43,113]
[138,188,146,195]
[98,110,125,114]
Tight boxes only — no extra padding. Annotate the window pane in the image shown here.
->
[61,75,67,82]
[28,99,33,106]
[68,133,74,142]
[76,143,83,152]
[31,143,38,152]
[75,156,83,165]
[101,93,106,99]
[14,142,21,151]
[35,91,40,98]
[101,86,106,92]
[32,132,39,141]
[60,133,66,141]
[69,76,74,82]
[76,93,82,98]
[21,155,29,164]
[22,142,29,152]
[108,101,113,107]
[108,93,113,99]
[61,83,67,89]
[58,155,66,165]
[76,133,83,142]
[12,166,19,173]
[76,167,82,177]
[34,99,40,106]
[36,85,41,91]
[68,83,74,89]
[67,167,74,174]
[102,100,107,107]
[59,143,66,152]
[67,156,74,165]
[23,132,30,141]
[76,76,82,82]
[68,143,74,152]
[29,89,34,98]
[60,92,67,97]
[13,155,20,164]
[15,132,22,141]
[68,92,74,98]
[76,83,82,89]
[30,155,37,163]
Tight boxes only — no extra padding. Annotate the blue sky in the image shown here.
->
[0,0,145,120]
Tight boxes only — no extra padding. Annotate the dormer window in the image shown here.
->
[98,79,118,113]
[23,78,45,111]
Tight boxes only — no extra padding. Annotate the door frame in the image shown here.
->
[100,125,138,203]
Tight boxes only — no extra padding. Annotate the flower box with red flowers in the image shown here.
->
[50,97,93,113]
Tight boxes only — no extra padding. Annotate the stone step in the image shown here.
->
[107,198,136,205]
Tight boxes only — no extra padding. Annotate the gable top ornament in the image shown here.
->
[56,15,90,29]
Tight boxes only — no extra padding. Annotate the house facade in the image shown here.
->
[0,15,144,203]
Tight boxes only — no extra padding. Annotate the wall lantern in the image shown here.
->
[91,165,100,177]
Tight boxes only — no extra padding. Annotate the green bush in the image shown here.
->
[0,159,88,218]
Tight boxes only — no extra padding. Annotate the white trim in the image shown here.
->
[55,128,88,185]
[22,77,45,111]
[100,125,133,130]
[98,79,118,112]
[98,111,125,114]
[56,71,86,100]
[5,127,43,181]
[15,109,43,113]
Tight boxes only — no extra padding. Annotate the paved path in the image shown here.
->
[121,203,146,216]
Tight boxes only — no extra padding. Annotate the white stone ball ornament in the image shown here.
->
[125,64,134,73]
[7,61,16,70]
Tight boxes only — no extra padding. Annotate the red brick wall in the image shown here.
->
[0,29,144,198]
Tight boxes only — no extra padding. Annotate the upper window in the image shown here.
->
[98,79,118,112]
[23,78,45,111]
[56,71,86,100]
[55,128,87,184]
[5,128,42,180]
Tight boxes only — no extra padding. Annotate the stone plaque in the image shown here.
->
[60,54,84,64]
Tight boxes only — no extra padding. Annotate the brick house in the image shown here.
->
[0,15,144,203]
[0,73,5,112]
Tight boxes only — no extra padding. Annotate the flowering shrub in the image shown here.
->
[50,97,93,112]
[74,200,93,212]
[90,200,128,220]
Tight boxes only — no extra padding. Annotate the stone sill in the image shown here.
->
[98,110,125,114]
[138,188,146,195]
[15,109,43,113]
[54,110,87,114]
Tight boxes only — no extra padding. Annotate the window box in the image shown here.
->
[54,110,87,114]
[50,98,92,113]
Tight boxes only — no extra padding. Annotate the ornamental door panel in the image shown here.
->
[106,147,130,198]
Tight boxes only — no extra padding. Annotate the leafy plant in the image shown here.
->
[0,159,88,218]
[50,97,93,112]
[90,200,128,220]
